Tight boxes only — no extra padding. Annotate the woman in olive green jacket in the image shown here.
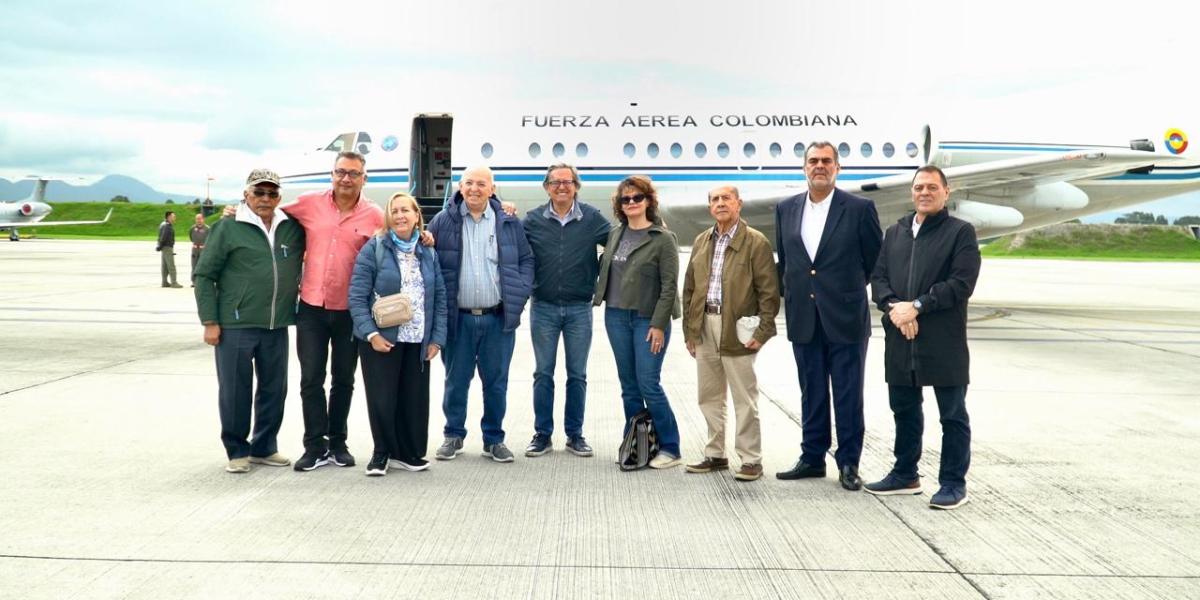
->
[594,176,683,468]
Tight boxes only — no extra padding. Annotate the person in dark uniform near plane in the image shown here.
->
[157,210,182,288]
[774,141,882,490]
[189,213,209,287]
[865,165,981,510]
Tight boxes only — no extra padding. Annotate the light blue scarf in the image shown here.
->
[389,229,419,253]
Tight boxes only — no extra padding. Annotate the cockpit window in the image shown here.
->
[355,132,372,155]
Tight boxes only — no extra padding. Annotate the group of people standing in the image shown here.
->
[193,141,981,511]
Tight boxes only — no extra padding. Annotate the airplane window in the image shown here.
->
[648,143,660,158]
[882,142,895,158]
[837,142,850,158]
[382,135,399,152]
[356,132,372,155]
[670,143,682,158]
[576,142,588,157]
[770,142,782,158]
[623,143,635,158]
[553,142,565,158]
[717,142,730,158]
[743,143,756,158]
[793,142,805,157]
[529,142,542,158]
[860,142,873,158]
[481,143,494,159]
[695,142,708,158]
[326,139,346,152]
[906,142,919,158]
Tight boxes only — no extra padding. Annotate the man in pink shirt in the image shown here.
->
[290,151,385,471]
[229,151,384,470]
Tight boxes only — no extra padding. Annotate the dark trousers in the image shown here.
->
[792,319,868,469]
[888,383,971,487]
[214,327,288,459]
[191,248,202,283]
[296,301,358,453]
[359,340,430,462]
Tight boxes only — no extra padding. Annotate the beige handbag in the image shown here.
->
[371,237,414,327]
[372,292,413,327]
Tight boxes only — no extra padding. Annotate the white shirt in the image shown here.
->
[912,217,923,239]
[801,191,832,262]
[235,202,289,247]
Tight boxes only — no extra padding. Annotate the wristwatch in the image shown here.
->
[912,298,923,313]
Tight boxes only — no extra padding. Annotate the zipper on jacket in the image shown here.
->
[267,230,279,329]
[906,229,919,373]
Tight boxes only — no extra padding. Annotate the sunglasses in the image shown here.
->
[250,188,281,199]
[619,193,647,205]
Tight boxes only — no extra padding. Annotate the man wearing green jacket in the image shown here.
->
[194,169,306,474]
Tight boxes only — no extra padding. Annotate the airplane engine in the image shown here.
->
[948,200,1024,230]
[19,203,34,217]
[965,182,1089,212]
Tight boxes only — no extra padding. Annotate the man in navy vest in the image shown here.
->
[427,166,535,463]
[774,141,882,491]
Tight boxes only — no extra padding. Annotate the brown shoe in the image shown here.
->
[685,457,730,473]
[734,463,763,481]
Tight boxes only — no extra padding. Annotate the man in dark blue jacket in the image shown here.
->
[427,166,534,463]
[521,163,611,458]
[775,141,882,491]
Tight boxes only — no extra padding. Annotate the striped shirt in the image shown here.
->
[706,222,738,307]
[457,202,501,309]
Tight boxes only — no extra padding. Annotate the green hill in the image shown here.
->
[13,202,224,241]
[982,223,1200,261]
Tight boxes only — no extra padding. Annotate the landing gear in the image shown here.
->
[8,229,18,242]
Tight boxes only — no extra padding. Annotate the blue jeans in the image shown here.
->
[441,312,515,445]
[531,301,593,439]
[888,384,971,487]
[604,307,680,457]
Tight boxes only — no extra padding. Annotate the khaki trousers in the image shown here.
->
[695,313,761,464]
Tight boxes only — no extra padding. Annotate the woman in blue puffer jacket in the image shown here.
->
[348,192,448,476]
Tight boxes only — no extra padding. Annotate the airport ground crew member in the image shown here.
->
[157,210,182,288]
[189,213,209,287]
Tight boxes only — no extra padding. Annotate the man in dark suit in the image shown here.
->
[774,141,882,490]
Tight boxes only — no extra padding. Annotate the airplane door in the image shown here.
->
[410,114,454,221]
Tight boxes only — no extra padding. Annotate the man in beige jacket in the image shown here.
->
[681,185,780,481]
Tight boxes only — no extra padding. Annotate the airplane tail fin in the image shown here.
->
[26,179,48,204]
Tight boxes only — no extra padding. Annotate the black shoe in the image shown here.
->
[294,449,331,472]
[330,446,355,467]
[776,459,826,480]
[524,433,552,457]
[565,436,594,457]
[864,473,923,496]
[365,452,388,476]
[839,465,863,491]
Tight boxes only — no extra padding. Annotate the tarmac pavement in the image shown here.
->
[1,240,1198,599]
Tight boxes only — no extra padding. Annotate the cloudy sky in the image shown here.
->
[1,0,1195,199]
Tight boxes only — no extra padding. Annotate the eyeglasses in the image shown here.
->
[334,169,364,179]
[250,188,281,199]
[619,193,647,205]
[548,179,576,188]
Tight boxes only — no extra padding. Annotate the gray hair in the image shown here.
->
[804,141,839,165]
[335,151,366,167]
[542,163,581,188]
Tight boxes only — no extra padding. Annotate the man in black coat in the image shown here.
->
[866,165,981,510]
[774,141,882,490]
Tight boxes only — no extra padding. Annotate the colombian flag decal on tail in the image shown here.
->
[1165,129,1188,154]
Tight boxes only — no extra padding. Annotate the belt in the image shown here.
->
[704,304,722,315]
[460,305,501,316]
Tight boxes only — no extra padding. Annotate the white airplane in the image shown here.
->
[279,103,1198,242]
[0,179,113,241]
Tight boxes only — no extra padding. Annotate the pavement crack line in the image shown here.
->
[0,341,198,397]
[1,553,1198,580]
[760,387,994,598]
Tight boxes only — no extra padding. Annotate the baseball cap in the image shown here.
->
[246,168,281,187]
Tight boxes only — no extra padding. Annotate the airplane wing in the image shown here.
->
[0,208,114,229]
[845,149,1195,215]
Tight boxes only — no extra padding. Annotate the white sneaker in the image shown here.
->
[649,453,682,469]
